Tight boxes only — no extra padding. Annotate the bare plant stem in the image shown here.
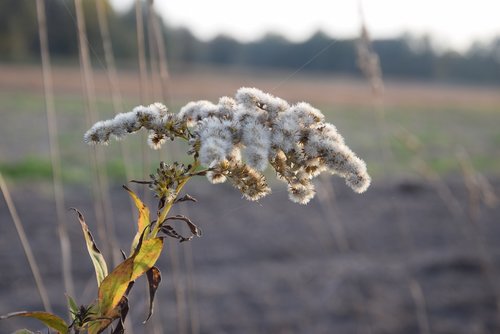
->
[0,173,52,313]
[135,0,153,202]
[148,0,171,103]
[457,151,500,322]
[135,0,150,104]
[356,5,431,333]
[74,0,120,265]
[184,238,201,334]
[95,0,135,184]
[35,0,75,299]
[316,174,350,252]
[95,4,136,333]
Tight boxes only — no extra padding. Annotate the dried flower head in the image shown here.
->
[85,87,371,203]
[148,162,191,202]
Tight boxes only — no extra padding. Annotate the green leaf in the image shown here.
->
[123,185,151,254]
[0,311,69,334]
[13,330,35,334]
[71,208,109,286]
[98,234,163,318]
[66,294,78,322]
[144,266,162,323]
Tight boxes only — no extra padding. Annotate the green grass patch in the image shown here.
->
[0,157,53,180]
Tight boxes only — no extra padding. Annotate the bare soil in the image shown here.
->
[1,177,499,334]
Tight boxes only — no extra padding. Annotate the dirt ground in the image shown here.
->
[1,176,499,334]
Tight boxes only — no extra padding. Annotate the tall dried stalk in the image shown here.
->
[148,0,171,103]
[168,242,188,334]
[95,3,136,332]
[35,0,75,298]
[143,2,189,332]
[316,175,350,252]
[95,0,135,196]
[356,6,431,334]
[457,150,500,319]
[135,0,150,104]
[74,0,119,265]
[400,134,500,325]
[184,241,200,334]
[0,173,52,313]
[145,0,160,100]
[135,0,152,199]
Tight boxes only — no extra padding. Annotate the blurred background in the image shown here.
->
[0,0,499,333]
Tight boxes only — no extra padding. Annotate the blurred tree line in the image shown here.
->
[1,0,500,83]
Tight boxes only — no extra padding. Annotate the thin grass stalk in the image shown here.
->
[168,242,188,334]
[0,173,52,313]
[135,0,150,104]
[135,0,152,200]
[94,5,136,332]
[178,203,200,334]
[149,0,183,164]
[74,0,106,257]
[134,3,168,333]
[95,0,136,204]
[409,279,431,334]
[184,242,200,334]
[149,0,171,103]
[401,132,500,314]
[150,2,194,330]
[145,0,161,101]
[356,5,431,333]
[74,0,119,265]
[143,2,188,332]
[457,150,500,320]
[316,175,350,252]
[35,0,75,299]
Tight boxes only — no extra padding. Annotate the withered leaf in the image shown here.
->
[143,266,162,323]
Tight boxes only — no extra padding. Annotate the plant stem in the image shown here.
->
[151,160,200,237]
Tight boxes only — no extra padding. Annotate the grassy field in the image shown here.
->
[0,64,499,184]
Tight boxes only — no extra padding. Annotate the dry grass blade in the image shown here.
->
[35,0,75,299]
[74,0,119,266]
[316,174,350,252]
[355,5,431,333]
[95,0,136,194]
[0,173,52,313]
[135,0,150,103]
[149,0,171,103]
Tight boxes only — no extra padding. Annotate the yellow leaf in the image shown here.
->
[123,185,151,253]
[131,238,163,281]
[1,311,69,334]
[97,257,134,317]
[71,208,108,286]
[97,234,163,318]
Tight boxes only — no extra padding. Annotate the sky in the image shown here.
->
[110,0,500,51]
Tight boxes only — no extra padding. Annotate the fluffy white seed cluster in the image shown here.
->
[84,88,371,204]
